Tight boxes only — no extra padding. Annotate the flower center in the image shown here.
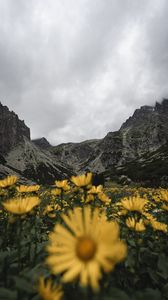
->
[76,237,97,262]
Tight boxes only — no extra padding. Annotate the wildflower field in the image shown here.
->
[0,174,168,300]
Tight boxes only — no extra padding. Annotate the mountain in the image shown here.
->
[50,139,100,172]
[0,103,74,184]
[113,142,168,186]
[50,99,168,186]
[32,137,52,149]
[1,99,168,186]
[0,102,30,154]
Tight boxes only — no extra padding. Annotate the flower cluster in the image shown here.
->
[0,174,168,300]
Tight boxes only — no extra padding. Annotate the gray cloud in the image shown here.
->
[0,0,168,145]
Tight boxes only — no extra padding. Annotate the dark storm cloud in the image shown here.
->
[0,0,168,144]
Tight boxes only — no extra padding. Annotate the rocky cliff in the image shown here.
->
[32,137,52,149]
[4,137,74,184]
[51,99,168,184]
[0,102,30,154]
[1,99,168,185]
[0,103,74,183]
[51,139,100,172]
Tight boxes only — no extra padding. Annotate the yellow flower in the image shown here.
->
[55,180,70,191]
[98,192,111,205]
[0,175,18,188]
[126,217,146,232]
[118,196,148,214]
[88,185,103,194]
[46,206,127,291]
[85,194,95,203]
[38,276,63,300]
[156,189,168,203]
[16,185,40,193]
[150,220,167,233]
[162,204,168,211]
[43,204,61,215]
[51,189,61,196]
[71,173,92,187]
[143,212,156,223]
[48,213,56,219]
[2,197,40,215]
[152,195,161,203]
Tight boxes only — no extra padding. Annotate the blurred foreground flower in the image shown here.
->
[2,196,40,214]
[46,206,127,291]
[0,175,18,188]
[71,173,92,187]
[38,276,63,300]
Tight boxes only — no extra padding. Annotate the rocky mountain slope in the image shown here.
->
[1,99,168,186]
[50,99,168,185]
[32,137,52,149]
[0,102,30,154]
[0,103,74,183]
[5,137,74,184]
[101,142,168,187]
[50,139,100,172]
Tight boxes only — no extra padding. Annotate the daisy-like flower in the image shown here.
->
[88,185,103,194]
[0,175,18,188]
[118,196,149,214]
[126,217,146,232]
[162,204,168,211]
[71,173,92,187]
[51,188,62,196]
[98,192,111,205]
[16,185,40,193]
[46,206,127,291]
[38,276,63,300]
[55,180,70,191]
[43,204,61,216]
[142,212,156,223]
[157,189,168,203]
[150,220,167,233]
[2,197,40,215]
[85,194,95,203]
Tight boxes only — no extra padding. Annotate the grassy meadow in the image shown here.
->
[0,174,168,300]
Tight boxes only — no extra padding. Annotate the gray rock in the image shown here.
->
[0,102,30,154]
[32,137,52,149]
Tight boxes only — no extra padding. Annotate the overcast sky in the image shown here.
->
[0,0,168,145]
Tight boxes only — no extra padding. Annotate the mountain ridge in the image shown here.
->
[1,99,168,186]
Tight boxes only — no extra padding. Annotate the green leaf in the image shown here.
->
[157,254,168,279]
[105,288,130,300]
[163,283,168,298]
[132,288,162,300]
[0,288,17,300]
[13,276,35,294]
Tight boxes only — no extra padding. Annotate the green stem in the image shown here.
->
[83,188,87,203]
[135,232,140,270]
[17,218,22,272]
[60,190,63,210]
[3,257,8,287]
[33,216,37,265]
